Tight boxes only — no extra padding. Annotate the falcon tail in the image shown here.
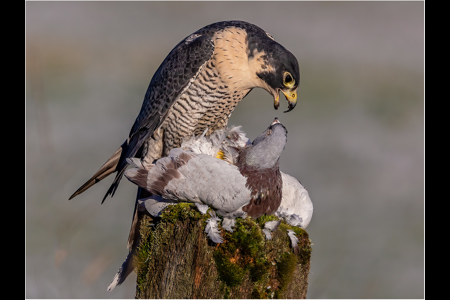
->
[68,142,126,201]
[69,120,157,202]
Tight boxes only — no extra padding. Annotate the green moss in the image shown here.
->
[249,259,269,282]
[213,250,246,287]
[228,218,265,258]
[278,221,305,237]
[276,252,298,290]
[255,214,279,226]
[213,217,269,288]
[160,202,204,223]
[297,238,312,266]
[134,217,155,293]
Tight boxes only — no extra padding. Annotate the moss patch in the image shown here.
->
[276,252,298,291]
[160,202,205,224]
[213,250,246,287]
[213,217,266,287]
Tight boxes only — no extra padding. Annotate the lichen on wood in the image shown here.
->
[134,203,311,299]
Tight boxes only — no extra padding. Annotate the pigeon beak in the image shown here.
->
[271,117,280,126]
[281,89,297,113]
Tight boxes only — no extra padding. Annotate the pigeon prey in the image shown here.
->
[69,20,299,202]
[124,118,287,219]
[181,124,313,229]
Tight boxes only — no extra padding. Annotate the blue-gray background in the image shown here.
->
[26,2,424,298]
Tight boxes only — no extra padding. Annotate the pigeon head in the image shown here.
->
[243,118,287,168]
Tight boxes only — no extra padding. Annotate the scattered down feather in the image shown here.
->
[222,217,236,232]
[195,203,210,215]
[204,211,223,243]
[287,229,300,255]
[262,220,281,240]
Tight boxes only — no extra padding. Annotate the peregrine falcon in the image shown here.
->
[69,20,300,202]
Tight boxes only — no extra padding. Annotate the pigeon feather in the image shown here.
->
[204,211,223,243]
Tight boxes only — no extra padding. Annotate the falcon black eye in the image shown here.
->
[283,72,295,88]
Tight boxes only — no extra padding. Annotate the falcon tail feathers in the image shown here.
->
[68,144,123,200]
[100,128,151,202]
[69,120,156,202]
[101,167,127,203]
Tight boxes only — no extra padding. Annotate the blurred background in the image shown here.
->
[26,2,424,298]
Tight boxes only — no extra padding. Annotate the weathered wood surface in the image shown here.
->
[134,203,311,299]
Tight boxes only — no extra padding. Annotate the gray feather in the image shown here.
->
[195,203,210,215]
[262,229,273,240]
[287,229,300,254]
[139,195,177,217]
[262,220,281,240]
[205,210,223,243]
[222,217,236,232]
[264,220,281,231]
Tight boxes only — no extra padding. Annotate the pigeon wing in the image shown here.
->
[125,149,252,214]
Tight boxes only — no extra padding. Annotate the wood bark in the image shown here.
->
[134,204,311,299]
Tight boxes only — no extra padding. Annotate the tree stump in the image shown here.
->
[134,203,311,299]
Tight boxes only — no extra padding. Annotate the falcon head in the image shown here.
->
[205,21,300,113]
[244,118,288,168]
[247,36,300,113]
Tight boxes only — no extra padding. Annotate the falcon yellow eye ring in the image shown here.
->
[283,71,295,88]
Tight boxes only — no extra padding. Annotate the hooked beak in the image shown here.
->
[273,88,298,112]
[281,89,297,113]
